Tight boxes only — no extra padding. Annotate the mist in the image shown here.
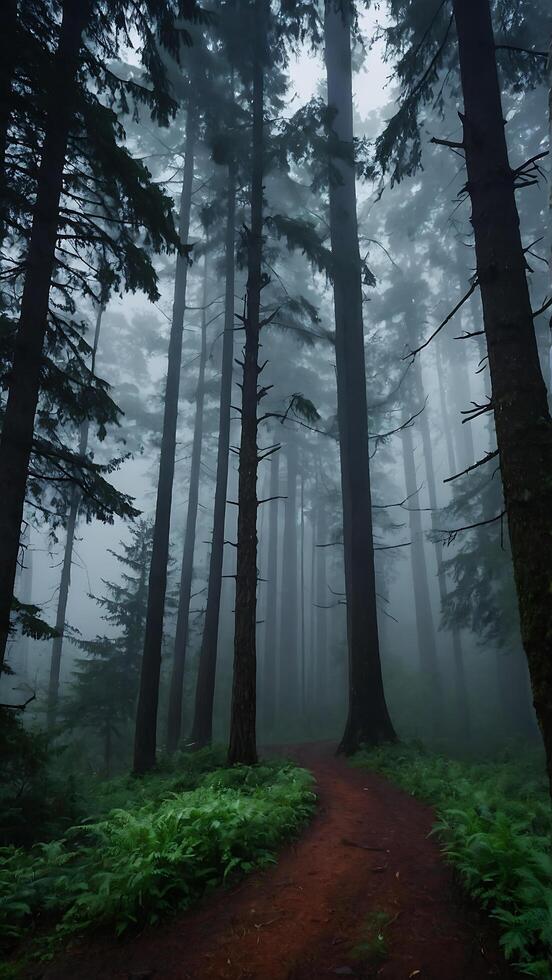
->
[1,0,551,975]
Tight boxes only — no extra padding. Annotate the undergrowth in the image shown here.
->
[0,754,316,966]
[353,743,552,978]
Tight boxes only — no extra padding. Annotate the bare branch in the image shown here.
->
[404,279,479,360]
[444,449,499,483]
[436,510,506,546]
[0,693,36,711]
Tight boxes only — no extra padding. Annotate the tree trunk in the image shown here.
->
[324,0,396,752]
[190,163,236,748]
[166,252,208,752]
[436,341,470,738]
[0,0,17,246]
[408,333,447,737]
[47,303,104,730]
[0,0,90,671]
[548,34,551,281]
[314,494,328,710]
[133,105,197,774]
[260,448,280,732]
[400,401,444,737]
[227,0,265,766]
[496,647,537,739]
[300,468,306,715]
[278,439,299,718]
[453,0,552,792]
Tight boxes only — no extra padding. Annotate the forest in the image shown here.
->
[0,0,551,977]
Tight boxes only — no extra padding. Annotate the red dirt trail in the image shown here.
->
[39,744,516,980]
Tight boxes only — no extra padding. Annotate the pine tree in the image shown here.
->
[324,0,396,752]
[0,0,202,671]
[63,521,153,774]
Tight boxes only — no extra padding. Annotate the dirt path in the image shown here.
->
[40,744,515,980]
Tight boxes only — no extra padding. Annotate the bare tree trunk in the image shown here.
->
[279,438,299,718]
[190,163,236,748]
[300,467,306,715]
[314,494,328,710]
[400,404,444,737]
[548,34,552,281]
[408,332,447,737]
[0,0,90,671]
[166,253,209,752]
[324,0,396,752]
[0,0,17,247]
[436,341,470,738]
[47,303,104,730]
[260,448,280,733]
[133,105,197,774]
[453,0,552,792]
[227,0,265,766]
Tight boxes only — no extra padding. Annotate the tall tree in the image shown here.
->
[64,521,152,775]
[166,251,209,752]
[324,0,396,753]
[451,0,552,791]
[278,437,299,718]
[0,0,187,673]
[190,163,236,748]
[0,0,91,670]
[400,391,444,736]
[435,340,470,737]
[134,104,198,773]
[227,0,266,766]
[47,301,105,730]
[259,447,280,732]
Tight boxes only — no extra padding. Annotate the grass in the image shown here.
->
[349,908,394,966]
[353,743,552,979]
[0,751,316,967]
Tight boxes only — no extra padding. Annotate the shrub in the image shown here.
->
[0,759,315,959]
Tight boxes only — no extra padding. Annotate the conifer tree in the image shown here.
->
[0,0,203,672]
[324,0,396,752]
[64,521,152,774]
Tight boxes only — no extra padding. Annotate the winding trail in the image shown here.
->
[42,744,515,979]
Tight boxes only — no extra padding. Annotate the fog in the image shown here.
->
[2,0,549,774]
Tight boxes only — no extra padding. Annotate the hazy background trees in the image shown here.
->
[1,0,549,780]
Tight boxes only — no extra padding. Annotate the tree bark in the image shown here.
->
[436,341,470,738]
[190,163,236,748]
[300,468,306,714]
[133,105,197,773]
[278,438,299,717]
[0,0,90,671]
[453,0,552,792]
[47,303,104,730]
[166,253,208,752]
[0,0,17,247]
[400,397,444,737]
[324,0,396,752]
[260,448,280,732]
[227,0,265,766]
[314,493,328,710]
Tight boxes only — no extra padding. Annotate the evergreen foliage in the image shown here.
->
[62,521,154,772]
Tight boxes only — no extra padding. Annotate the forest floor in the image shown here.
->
[38,743,517,980]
